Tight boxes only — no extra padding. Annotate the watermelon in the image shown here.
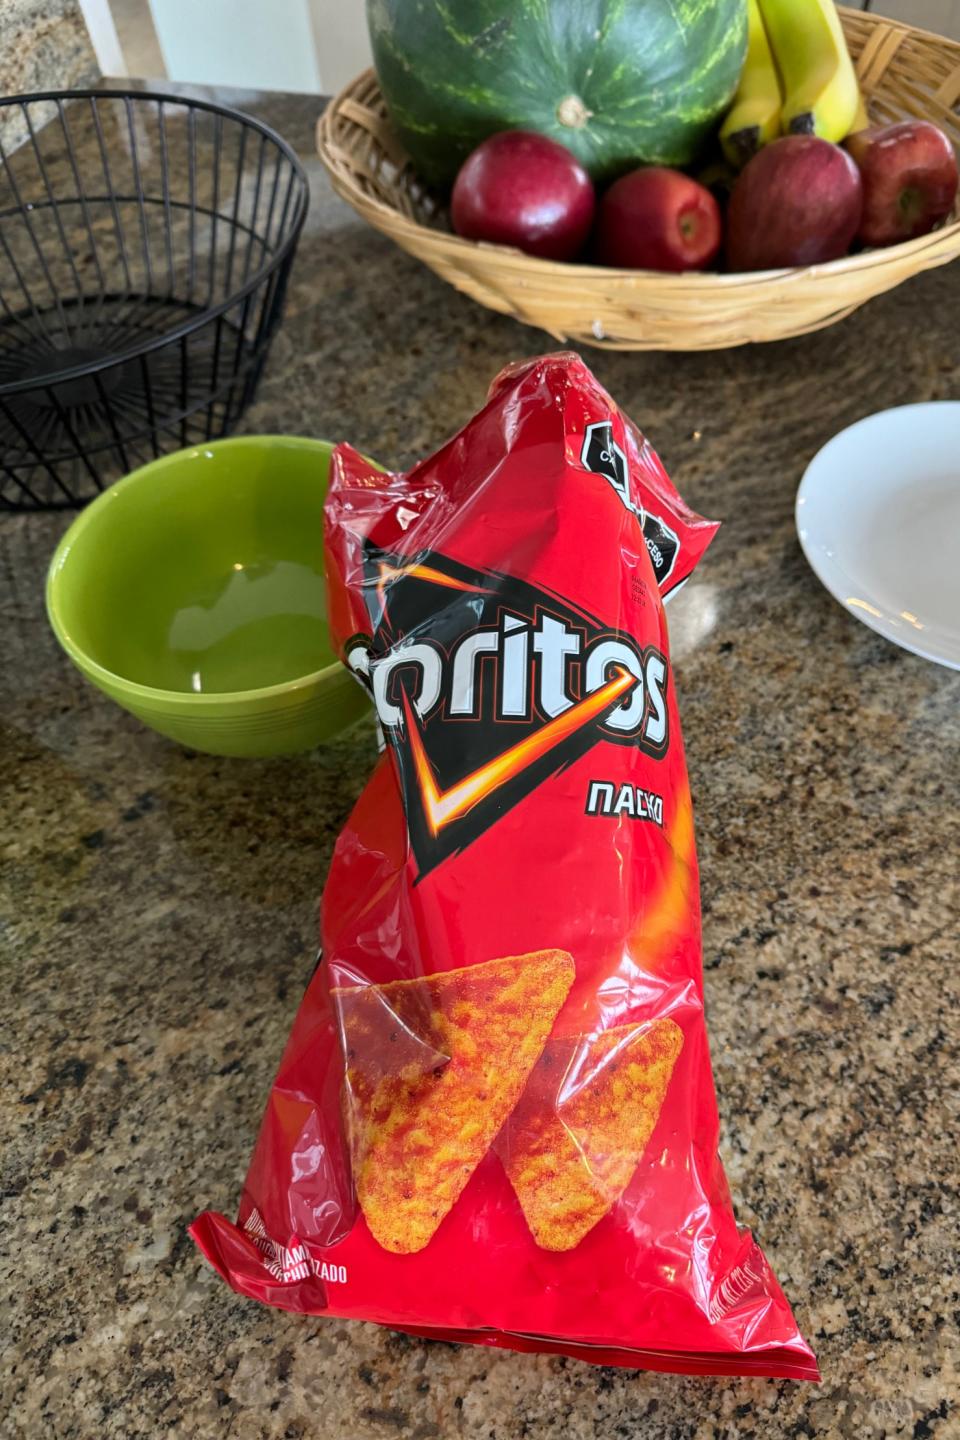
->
[366,0,748,188]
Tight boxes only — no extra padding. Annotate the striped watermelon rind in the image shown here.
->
[367,0,748,188]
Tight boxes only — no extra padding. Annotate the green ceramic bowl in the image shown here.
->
[46,436,370,757]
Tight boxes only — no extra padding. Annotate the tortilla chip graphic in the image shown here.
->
[496,1018,683,1252]
[331,950,575,1255]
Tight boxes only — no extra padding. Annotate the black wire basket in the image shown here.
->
[0,89,309,510]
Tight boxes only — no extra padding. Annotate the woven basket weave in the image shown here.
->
[317,8,960,350]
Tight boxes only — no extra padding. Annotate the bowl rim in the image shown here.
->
[45,433,356,708]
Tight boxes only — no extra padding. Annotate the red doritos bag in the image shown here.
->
[191,353,818,1380]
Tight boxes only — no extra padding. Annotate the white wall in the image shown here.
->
[84,0,960,96]
[147,0,371,93]
[149,0,322,93]
[309,0,370,90]
[872,0,960,36]
[76,0,126,76]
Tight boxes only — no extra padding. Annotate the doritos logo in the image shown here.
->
[346,547,669,874]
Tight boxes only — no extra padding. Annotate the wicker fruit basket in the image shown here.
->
[317,8,960,351]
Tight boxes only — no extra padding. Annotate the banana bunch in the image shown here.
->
[720,0,783,168]
[759,0,861,141]
[720,0,866,168]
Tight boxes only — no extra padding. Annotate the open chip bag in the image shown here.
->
[191,353,818,1380]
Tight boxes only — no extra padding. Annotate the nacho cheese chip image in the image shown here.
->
[497,1018,683,1252]
[331,949,575,1255]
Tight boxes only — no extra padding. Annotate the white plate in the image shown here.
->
[796,402,960,671]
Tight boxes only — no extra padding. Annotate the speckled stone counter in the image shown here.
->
[2,92,959,1440]
[0,0,97,150]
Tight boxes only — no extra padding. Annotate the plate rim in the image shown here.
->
[795,401,960,672]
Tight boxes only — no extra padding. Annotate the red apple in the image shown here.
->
[451,131,595,262]
[593,166,722,272]
[845,120,959,247]
[727,135,862,271]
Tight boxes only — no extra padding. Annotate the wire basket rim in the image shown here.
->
[0,87,310,397]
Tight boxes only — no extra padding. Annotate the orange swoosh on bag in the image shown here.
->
[401,667,638,836]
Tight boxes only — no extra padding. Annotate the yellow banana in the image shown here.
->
[847,88,870,137]
[720,0,783,167]
[757,0,860,143]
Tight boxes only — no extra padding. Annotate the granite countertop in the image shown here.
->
[2,90,959,1440]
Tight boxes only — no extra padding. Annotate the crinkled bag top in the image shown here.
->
[191,353,818,1380]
